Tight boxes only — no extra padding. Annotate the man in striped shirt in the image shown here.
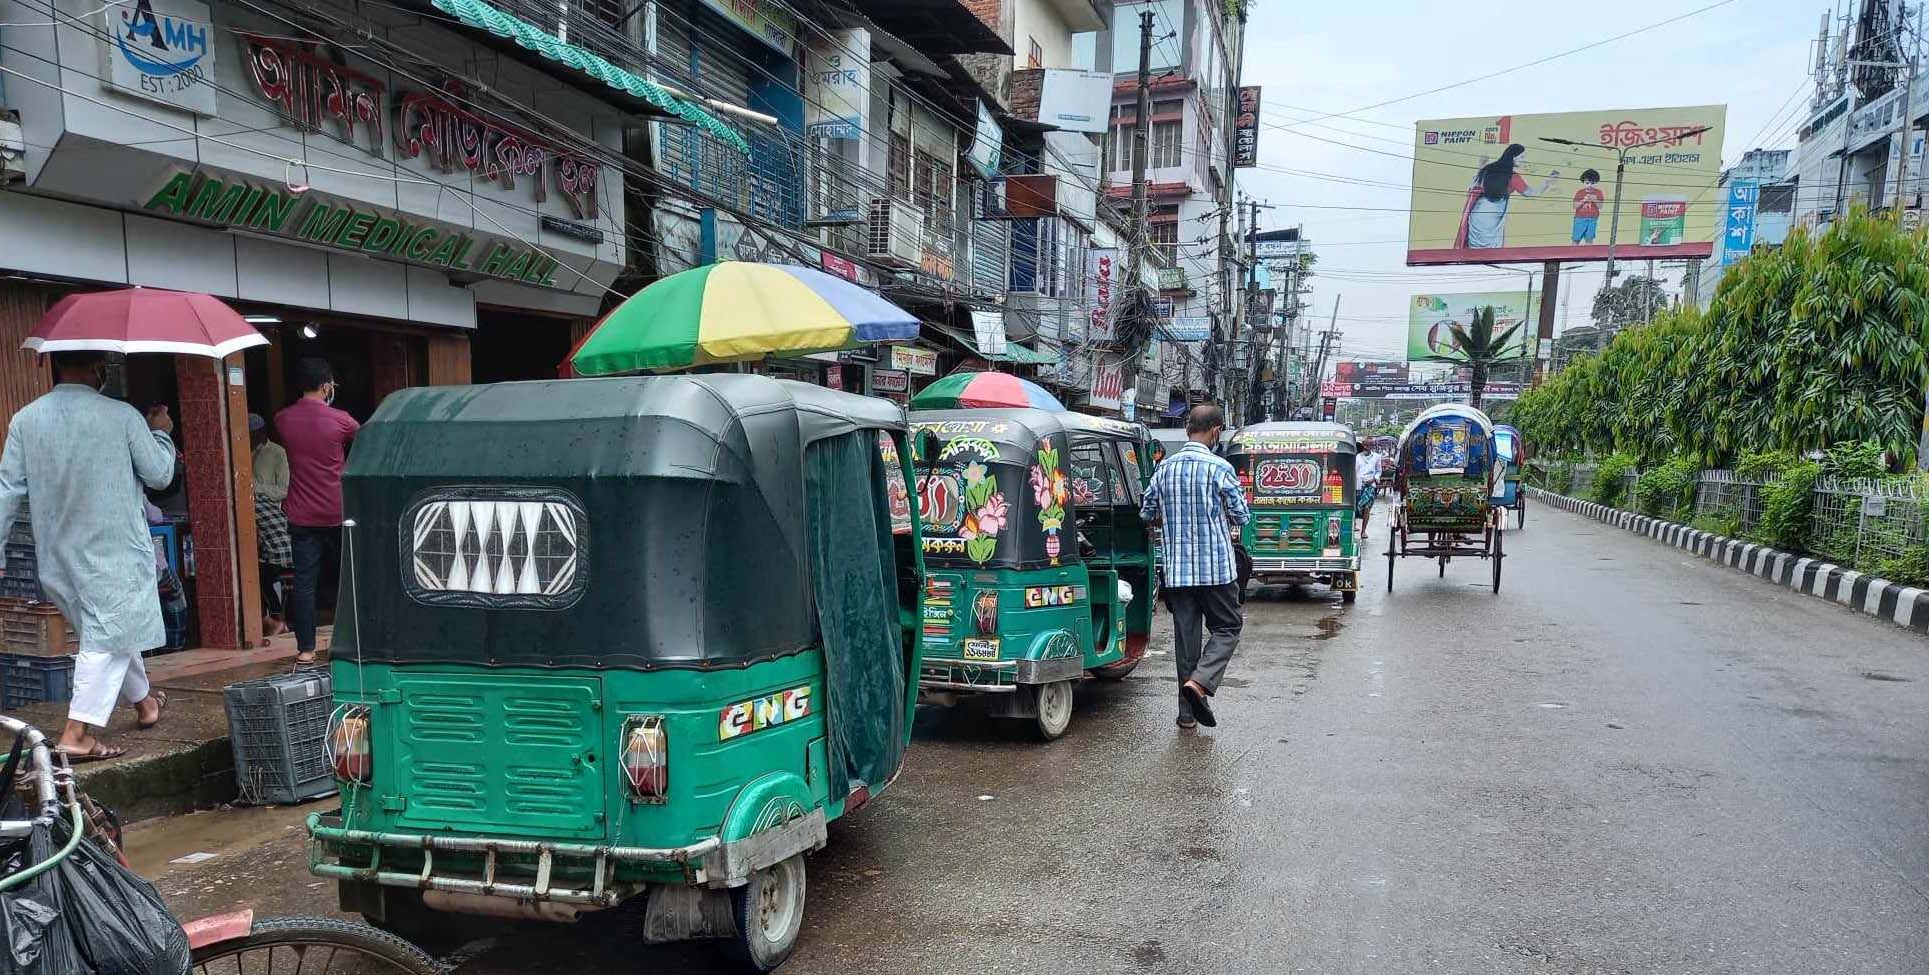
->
[1140,404,1251,728]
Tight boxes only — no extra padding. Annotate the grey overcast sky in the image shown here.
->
[1234,0,1823,370]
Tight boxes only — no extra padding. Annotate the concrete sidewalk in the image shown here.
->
[17,627,332,824]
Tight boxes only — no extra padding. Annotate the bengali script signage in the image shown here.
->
[1086,247,1117,342]
[1233,87,1261,168]
[1407,106,1725,265]
[237,32,385,156]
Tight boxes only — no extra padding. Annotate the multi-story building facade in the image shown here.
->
[1084,0,1242,416]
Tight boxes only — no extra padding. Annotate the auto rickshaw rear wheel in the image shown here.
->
[727,853,807,972]
[1033,679,1075,740]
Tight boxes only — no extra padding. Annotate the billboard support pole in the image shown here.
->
[1535,260,1560,385]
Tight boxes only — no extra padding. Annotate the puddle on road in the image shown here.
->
[1313,616,1345,640]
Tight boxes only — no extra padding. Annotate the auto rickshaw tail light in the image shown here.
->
[326,704,372,785]
[621,715,668,803]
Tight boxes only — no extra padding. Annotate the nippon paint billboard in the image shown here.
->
[1406,106,1727,265]
[1407,291,1536,362]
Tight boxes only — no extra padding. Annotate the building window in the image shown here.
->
[913,149,954,232]
[1152,98,1183,117]
[1149,209,1179,265]
[1029,37,1043,68]
[1151,119,1182,168]
[889,133,911,201]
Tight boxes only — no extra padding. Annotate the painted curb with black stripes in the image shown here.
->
[1526,487,1929,637]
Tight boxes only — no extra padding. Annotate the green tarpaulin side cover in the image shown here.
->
[805,433,908,797]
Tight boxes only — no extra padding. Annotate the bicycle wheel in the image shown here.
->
[191,916,443,975]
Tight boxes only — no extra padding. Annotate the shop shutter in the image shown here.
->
[970,212,1008,299]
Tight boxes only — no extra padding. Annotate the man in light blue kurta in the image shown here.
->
[0,352,177,761]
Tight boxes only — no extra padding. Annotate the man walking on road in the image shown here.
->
[1140,404,1250,729]
[277,358,358,666]
[0,352,177,761]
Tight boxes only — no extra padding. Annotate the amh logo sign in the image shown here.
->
[115,0,208,76]
[98,0,218,115]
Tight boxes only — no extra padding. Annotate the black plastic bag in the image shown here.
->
[49,823,189,975]
[1,821,189,975]
[0,827,84,975]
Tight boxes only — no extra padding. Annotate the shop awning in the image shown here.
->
[937,325,1057,364]
[430,0,750,155]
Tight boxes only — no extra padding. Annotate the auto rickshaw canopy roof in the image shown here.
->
[1227,421,1359,455]
[334,374,909,670]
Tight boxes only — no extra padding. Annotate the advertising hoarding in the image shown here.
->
[1406,106,1726,265]
[1335,361,1409,384]
[805,29,868,140]
[1089,356,1126,411]
[1408,291,1537,362]
[1086,247,1118,342]
[1718,179,1759,266]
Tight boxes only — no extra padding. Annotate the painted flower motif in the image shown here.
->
[960,514,980,540]
[1072,479,1099,505]
[963,462,989,487]
[1051,470,1069,505]
[975,493,1009,536]
[1029,464,1052,508]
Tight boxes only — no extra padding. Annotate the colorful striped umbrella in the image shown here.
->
[910,371,1066,411]
[570,262,920,375]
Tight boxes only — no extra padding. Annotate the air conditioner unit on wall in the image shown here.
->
[866,197,925,269]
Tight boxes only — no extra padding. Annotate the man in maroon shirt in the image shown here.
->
[275,358,358,665]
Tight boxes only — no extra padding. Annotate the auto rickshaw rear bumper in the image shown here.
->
[306,809,825,907]
[918,655,1084,692]
[1250,555,1359,574]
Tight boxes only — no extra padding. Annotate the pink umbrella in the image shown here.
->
[25,289,269,358]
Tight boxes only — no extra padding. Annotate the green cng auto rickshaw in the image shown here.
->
[909,409,1156,740]
[1226,422,1361,602]
[307,375,925,972]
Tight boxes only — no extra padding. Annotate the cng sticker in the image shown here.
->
[1023,585,1082,608]
[719,685,812,741]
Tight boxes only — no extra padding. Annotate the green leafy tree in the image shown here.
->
[1421,305,1524,410]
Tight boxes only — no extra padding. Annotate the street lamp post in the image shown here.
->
[1541,127,1710,307]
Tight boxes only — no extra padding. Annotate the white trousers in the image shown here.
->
[69,650,151,727]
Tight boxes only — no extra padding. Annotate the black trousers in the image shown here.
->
[289,526,340,653]
[1165,583,1243,721]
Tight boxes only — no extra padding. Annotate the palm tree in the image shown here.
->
[1440,305,1526,410]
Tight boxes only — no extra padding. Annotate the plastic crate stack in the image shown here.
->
[223,671,337,805]
[0,502,80,708]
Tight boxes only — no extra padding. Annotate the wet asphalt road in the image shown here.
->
[144,503,1929,973]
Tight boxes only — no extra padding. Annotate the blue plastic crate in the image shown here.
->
[0,653,76,708]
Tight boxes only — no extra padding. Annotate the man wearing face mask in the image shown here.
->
[276,357,358,665]
[0,351,176,761]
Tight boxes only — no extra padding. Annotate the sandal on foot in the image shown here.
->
[137,690,167,730]
[57,741,128,764]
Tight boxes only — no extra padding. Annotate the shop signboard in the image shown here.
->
[140,167,568,286]
[1161,317,1212,342]
[1718,179,1759,266]
[890,345,938,376]
[1335,361,1409,384]
[1036,70,1113,134]
[970,309,1007,356]
[100,0,218,116]
[872,369,910,393]
[1233,87,1261,168]
[1320,379,1350,398]
[805,29,869,141]
[1086,247,1118,342]
[695,0,797,54]
[1407,106,1726,265]
[1089,356,1125,411]
[1407,291,1536,362]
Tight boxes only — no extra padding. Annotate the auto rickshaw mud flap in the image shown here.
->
[707,774,828,889]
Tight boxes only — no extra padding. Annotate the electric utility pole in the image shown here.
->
[1118,8,1154,419]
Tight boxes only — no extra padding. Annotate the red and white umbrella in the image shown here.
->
[26,289,269,358]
